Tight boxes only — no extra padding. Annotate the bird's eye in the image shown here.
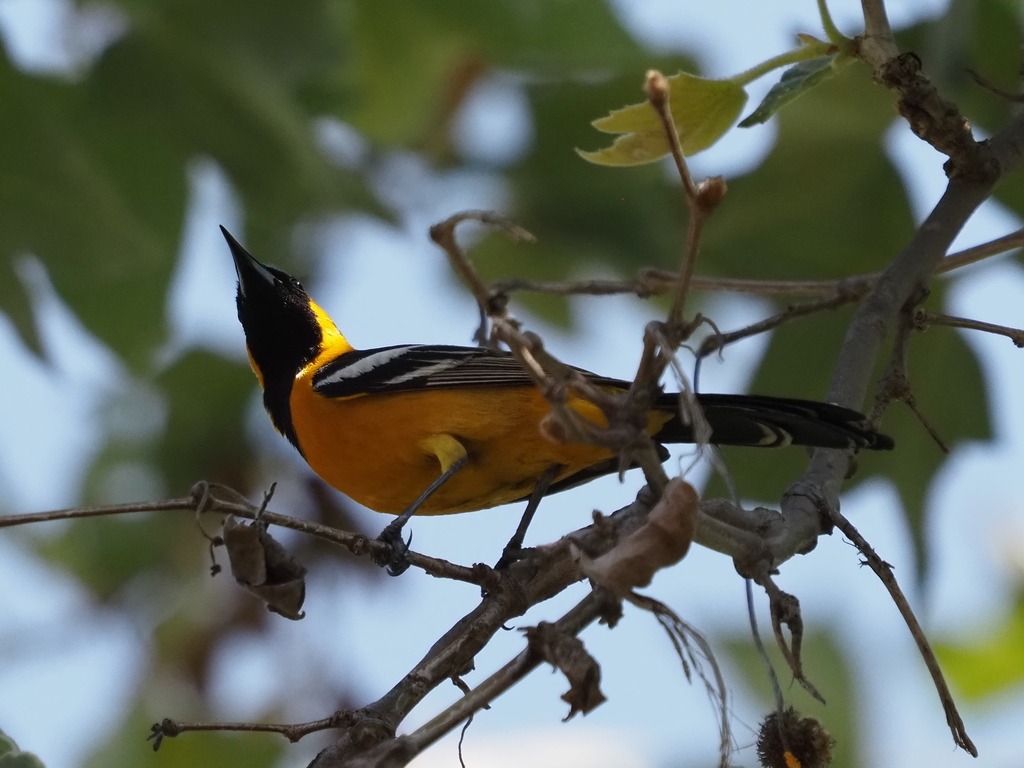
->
[291,278,303,290]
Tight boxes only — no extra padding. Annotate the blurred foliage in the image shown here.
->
[937,590,1024,701]
[0,729,47,768]
[84,703,285,768]
[0,0,1022,767]
[725,629,858,768]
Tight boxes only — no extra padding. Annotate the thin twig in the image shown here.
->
[643,69,724,332]
[745,579,788,753]
[428,210,536,304]
[935,228,1024,274]
[206,486,483,585]
[0,497,195,527]
[428,210,535,346]
[0,482,487,587]
[492,271,849,299]
[916,308,1024,347]
[480,231,1024,329]
[968,68,1024,103]
[830,507,977,756]
[488,228,1024,302]
[150,713,350,749]
[695,291,867,365]
[583,69,726,498]
[871,298,951,453]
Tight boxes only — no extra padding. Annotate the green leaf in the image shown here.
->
[936,593,1024,700]
[0,751,47,768]
[738,55,844,127]
[578,71,747,166]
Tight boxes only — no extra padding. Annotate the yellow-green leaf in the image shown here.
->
[578,71,747,166]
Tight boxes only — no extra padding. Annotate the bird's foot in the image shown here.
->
[373,522,412,576]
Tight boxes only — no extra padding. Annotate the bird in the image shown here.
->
[222,226,892,571]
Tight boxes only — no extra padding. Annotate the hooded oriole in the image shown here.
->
[223,227,892,565]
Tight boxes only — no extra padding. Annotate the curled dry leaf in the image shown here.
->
[222,515,308,620]
[768,587,825,704]
[523,622,607,720]
[579,477,699,595]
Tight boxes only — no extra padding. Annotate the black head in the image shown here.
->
[221,226,325,450]
[221,226,323,380]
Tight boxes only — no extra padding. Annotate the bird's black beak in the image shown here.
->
[220,225,277,298]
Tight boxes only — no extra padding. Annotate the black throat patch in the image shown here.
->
[236,271,323,457]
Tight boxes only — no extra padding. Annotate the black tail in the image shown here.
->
[655,393,894,451]
[512,392,892,507]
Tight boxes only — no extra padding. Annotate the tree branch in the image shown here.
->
[764,53,1024,757]
[307,495,656,768]
[775,106,1024,565]
[349,593,605,768]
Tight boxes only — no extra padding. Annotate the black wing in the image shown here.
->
[311,344,622,398]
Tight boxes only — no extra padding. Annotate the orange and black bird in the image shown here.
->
[223,227,892,572]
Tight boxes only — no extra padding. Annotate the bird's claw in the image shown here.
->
[374,523,413,576]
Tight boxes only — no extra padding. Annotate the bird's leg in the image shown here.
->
[495,463,563,570]
[375,436,468,576]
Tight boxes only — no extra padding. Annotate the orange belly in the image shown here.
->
[287,382,629,515]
